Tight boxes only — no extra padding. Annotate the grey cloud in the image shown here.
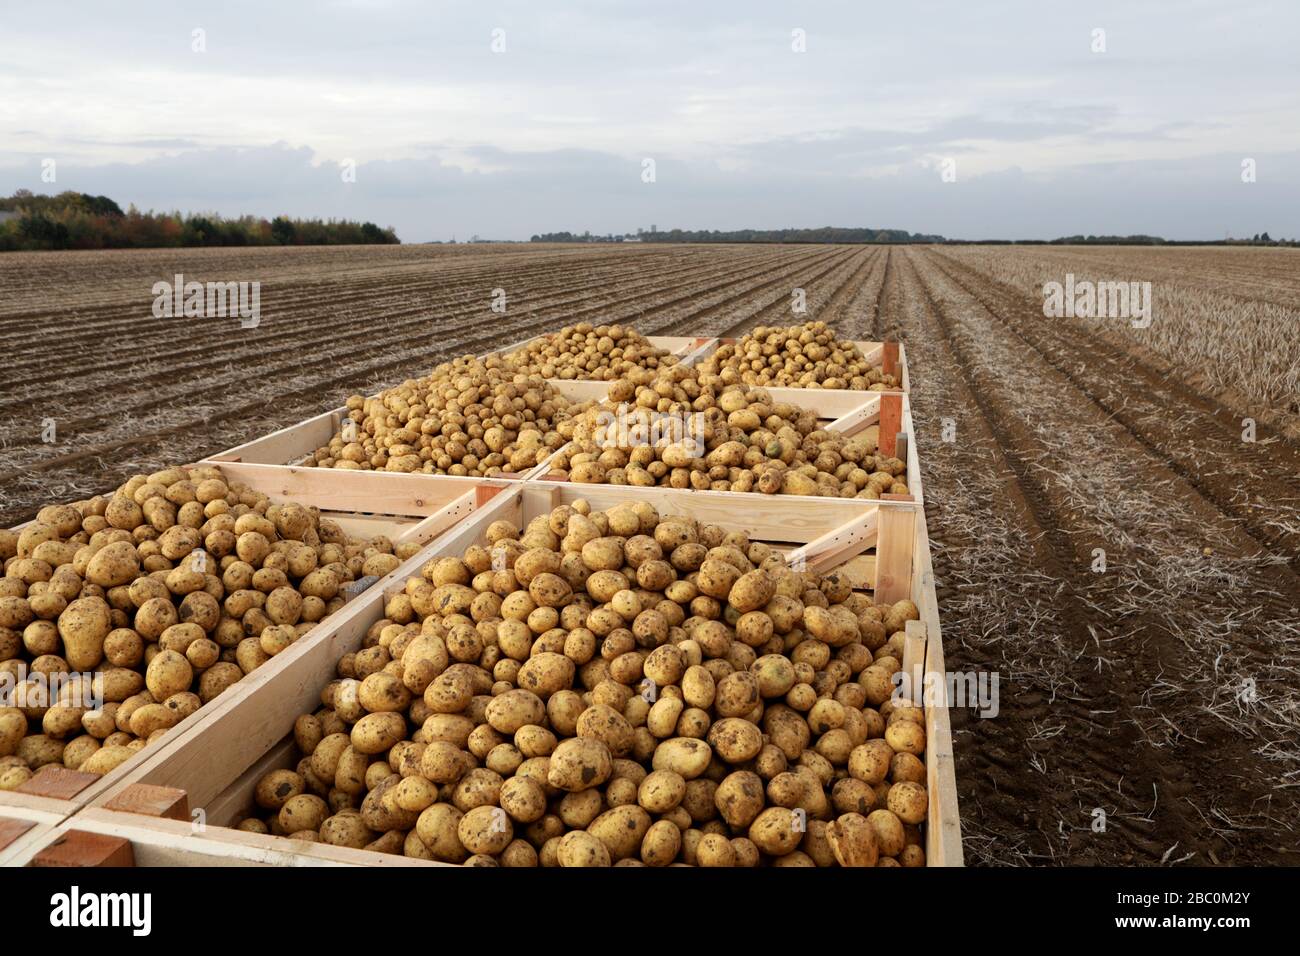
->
[2,142,1297,242]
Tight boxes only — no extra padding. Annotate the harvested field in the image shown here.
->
[2,241,1298,866]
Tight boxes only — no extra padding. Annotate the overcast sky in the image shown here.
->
[1,0,1296,241]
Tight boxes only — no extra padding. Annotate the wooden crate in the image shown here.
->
[692,338,911,395]
[538,390,924,507]
[86,482,961,866]
[0,465,503,820]
[2,813,430,867]
[201,379,590,478]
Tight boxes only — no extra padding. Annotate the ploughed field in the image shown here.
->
[2,241,1298,865]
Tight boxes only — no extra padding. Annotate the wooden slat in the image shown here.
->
[33,829,135,868]
[784,509,878,576]
[902,620,927,706]
[0,817,34,851]
[882,341,900,380]
[16,766,98,801]
[825,394,881,439]
[201,738,299,829]
[913,508,963,866]
[873,506,916,605]
[104,784,190,821]
[878,393,903,459]
[205,462,496,516]
[69,808,449,867]
[393,490,478,546]
[526,481,881,543]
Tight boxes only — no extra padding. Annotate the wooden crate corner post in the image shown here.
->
[874,505,916,605]
[878,392,903,460]
[32,830,135,868]
[103,784,191,823]
[882,340,900,381]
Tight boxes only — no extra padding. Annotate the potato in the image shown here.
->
[586,805,651,862]
[638,769,687,813]
[351,712,407,754]
[498,775,547,823]
[0,708,27,756]
[826,812,879,867]
[458,804,513,855]
[516,653,575,697]
[706,717,763,763]
[714,770,765,829]
[319,812,374,849]
[255,769,305,809]
[485,689,546,734]
[575,703,634,757]
[86,541,140,587]
[78,744,135,775]
[885,719,926,756]
[651,737,713,779]
[887,780,929,825]
[641,818,682,866]
[748,806,802,856]
[57,597,112,670]
[145,649,193,701]
[547,737,613,792]
[557,830,610,868]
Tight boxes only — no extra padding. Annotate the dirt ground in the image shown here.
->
[2,242,1297,864]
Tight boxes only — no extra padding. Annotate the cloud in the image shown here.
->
[2,141,1297,242]
[0,0,1297,238]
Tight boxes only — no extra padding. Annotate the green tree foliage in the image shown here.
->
[0,191,399,251]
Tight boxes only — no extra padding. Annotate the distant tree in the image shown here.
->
[270,216,297,245]
[83,194,124,217]
[1261,232,1271,242]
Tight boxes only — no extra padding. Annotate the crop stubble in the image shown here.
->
[2,241,1297,866]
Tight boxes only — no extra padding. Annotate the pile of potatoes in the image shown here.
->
[548,366,910,498]
[237,499,930,866]
[505,323,680,381]
[698,322,900,390]
[0,466,411,790]
[306,357,574,476]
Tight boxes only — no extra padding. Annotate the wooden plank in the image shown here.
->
[16,766,99,801]
[913,508,963,867]
[902,620,927,706]
[393,490,478,547]
[208,407,344,465]
[678,337,718,366]
[878,393,903,459]
[874,506,916,605]
[784,508,878,576]
[901,397,925,502]
[69,808,449,867]
[33,829,135,867]
[882,341,900,380]
[206,462,497,516]
[825,394,881,438]
[103,784,190,822]
[0,817,34,852]
[201,738,299,829]
[526,481,882,544]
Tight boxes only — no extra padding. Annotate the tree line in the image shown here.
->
[0,190,400,251]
